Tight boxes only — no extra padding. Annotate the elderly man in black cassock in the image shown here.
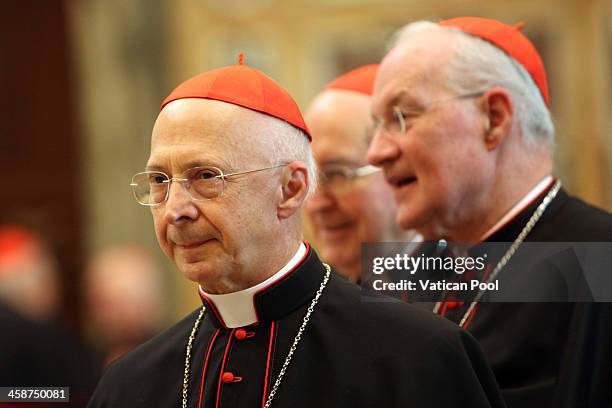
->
[87,58,505,407]
[304,64,416,283]
[367,16,612,408]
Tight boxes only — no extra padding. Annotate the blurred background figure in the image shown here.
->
[0,226,61,321]
[83,244,167,366]
[0,225,101,407]
[304,65,417,282]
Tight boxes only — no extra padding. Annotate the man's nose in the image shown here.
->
[367,130,400,167]
[163,180,198,225]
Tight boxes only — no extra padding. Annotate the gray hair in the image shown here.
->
[390,21,555,149]
[266,120,318,198]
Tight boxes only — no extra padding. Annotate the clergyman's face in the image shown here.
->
[304,90,400,280]
[367,31,490,239]
[147,98,283,293]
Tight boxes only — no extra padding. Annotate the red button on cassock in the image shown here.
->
[235,329,247,340]
[222,372,235,383]
[446,301,465,309]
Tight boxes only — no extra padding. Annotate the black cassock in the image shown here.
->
[88,247,505,407]
[0,302,102,407]
[436,185,612,408]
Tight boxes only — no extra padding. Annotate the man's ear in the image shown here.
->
[479,86,514,151]
[277,161,309,220]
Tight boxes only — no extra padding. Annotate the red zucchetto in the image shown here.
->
[161,54,311,140]
[325,64,379,96]
[0,226,40,274]
[438,17,550,106]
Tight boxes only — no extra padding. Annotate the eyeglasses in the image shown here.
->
[130,164,287,206]
[373,91,485,136]
[318,163,381,195]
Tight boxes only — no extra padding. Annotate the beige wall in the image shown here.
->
[68,0,612,320]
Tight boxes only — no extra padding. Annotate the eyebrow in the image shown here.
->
[145,158,232,172]
[390,89,424,109]
[386,90,406,108]
[372,89,415,120]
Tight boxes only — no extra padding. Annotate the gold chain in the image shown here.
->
[433,180,562,327]
[182,263,331,408]
[182,306,205,408]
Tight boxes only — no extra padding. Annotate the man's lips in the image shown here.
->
[321,221,353,231]
[386,175,417,188]
[173,239,212,249]
[317,221,354,240]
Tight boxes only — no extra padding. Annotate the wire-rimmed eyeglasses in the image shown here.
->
[318,163,381,195]
[130,164,287,206]
[373,91,485,136]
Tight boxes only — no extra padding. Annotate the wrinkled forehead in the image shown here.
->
[373,31,455,111]
[306,90,372,161]
[148,98,274,168]
[306,90,372,138]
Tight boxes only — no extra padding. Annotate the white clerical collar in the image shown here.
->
[480,175,554,241]
[198,242,307,328]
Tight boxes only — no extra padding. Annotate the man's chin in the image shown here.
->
[321,246,358,268]
[177,260,218,285]
[396,206,426,232]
